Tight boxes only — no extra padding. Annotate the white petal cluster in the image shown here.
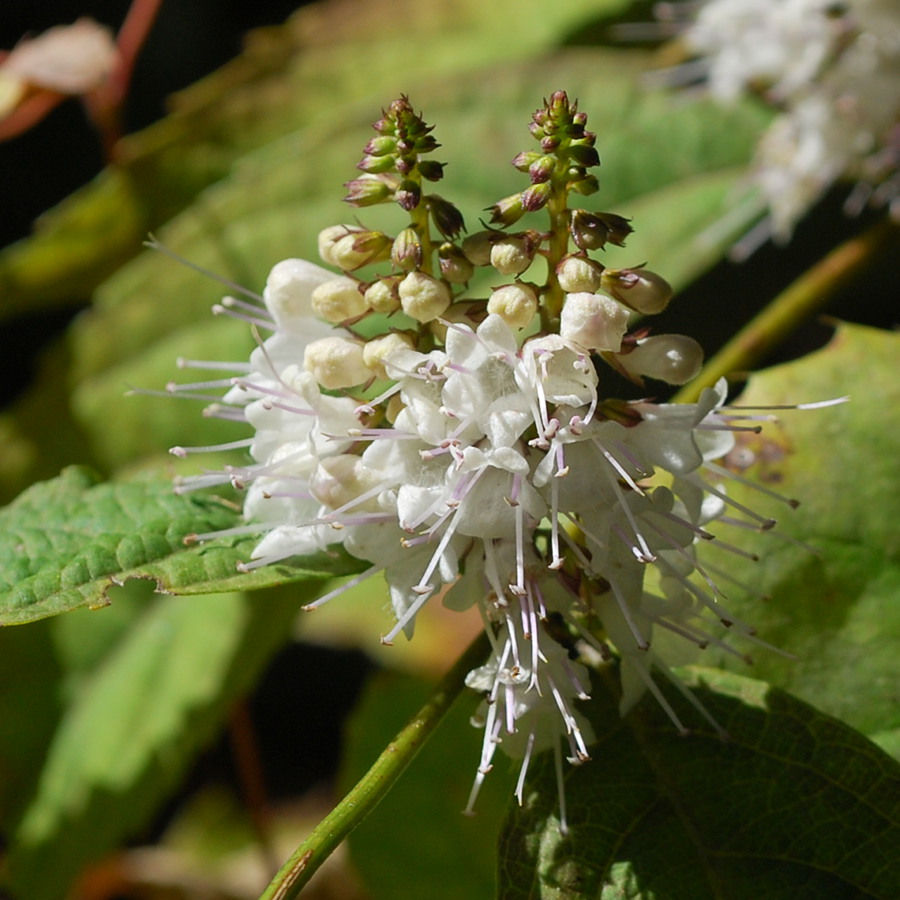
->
[684,0,900,236]
[175,252,766,802]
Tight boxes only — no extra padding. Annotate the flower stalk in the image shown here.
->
[258,631,491,900]
[675,217,899,403]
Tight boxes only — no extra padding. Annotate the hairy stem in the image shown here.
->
[258,630,491,900]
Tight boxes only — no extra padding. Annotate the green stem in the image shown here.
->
[542,182,571,326]
[258,630,491,900]
[675,218,898,403]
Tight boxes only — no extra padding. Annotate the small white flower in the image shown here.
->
[676,0,900,239]
[0,18,118,112]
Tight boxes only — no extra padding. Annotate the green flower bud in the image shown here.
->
[601,268,673,315]
[488,193,526,226]
[569,175,599,196]
[363,135,397,157]
[570,209,612,251]
[564,143,600,168]
[391,227,424,271]
[357,154,396,174]
[512,150,543,172]
[343,174,393,207]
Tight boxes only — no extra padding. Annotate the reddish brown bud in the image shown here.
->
[428,194,465,239]
[396,179,421,210]
[521,182,551,211]
[529,155,556,183]
[418,159,446,182]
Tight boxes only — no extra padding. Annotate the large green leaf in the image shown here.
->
[3,582,313,900]
[697,323,900,749]
[499,666,900,900]
[0,467,359,625]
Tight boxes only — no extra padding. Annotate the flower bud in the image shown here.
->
[601,268,673,315]
[343,174,393,206]
[357,154,396,174]
[263,258,334,325]
[528,155,557,183]
[418,159,445,182]
[490,236,534,275]
[304,336,370,389]
[556,255,603,293]
[616,335,703,385]
[488,193,526,227]
[428,195,465,238]
[438,242,474,284]
[317,225,353,267]
[564,143,601,168]
[391,226,424,271]
[461,231,496,266]
[569,175,599,196]
[521,182,551,211]
[512,150,543,172]
[363,135,397,157]
[362,331,416,379]
[311,277,368,322]
[560,292,630,352]
[570,209,632,250]
[398,271,452,323]
[396,179,421,210]
[569,209,611,251]
[595,212,633,246]
[329,231,392,271]
[364,277,402,313]
[487,283,538,330]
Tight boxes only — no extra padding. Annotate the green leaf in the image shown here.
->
[0,467,360,625]
[341,671,516,900]
[499,666,900,900]
[698,323,900,747]
[4,581,310,899]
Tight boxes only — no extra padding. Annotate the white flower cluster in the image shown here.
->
[684,0,900,238]
[173,254,780,823]
[169,93,811,828]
